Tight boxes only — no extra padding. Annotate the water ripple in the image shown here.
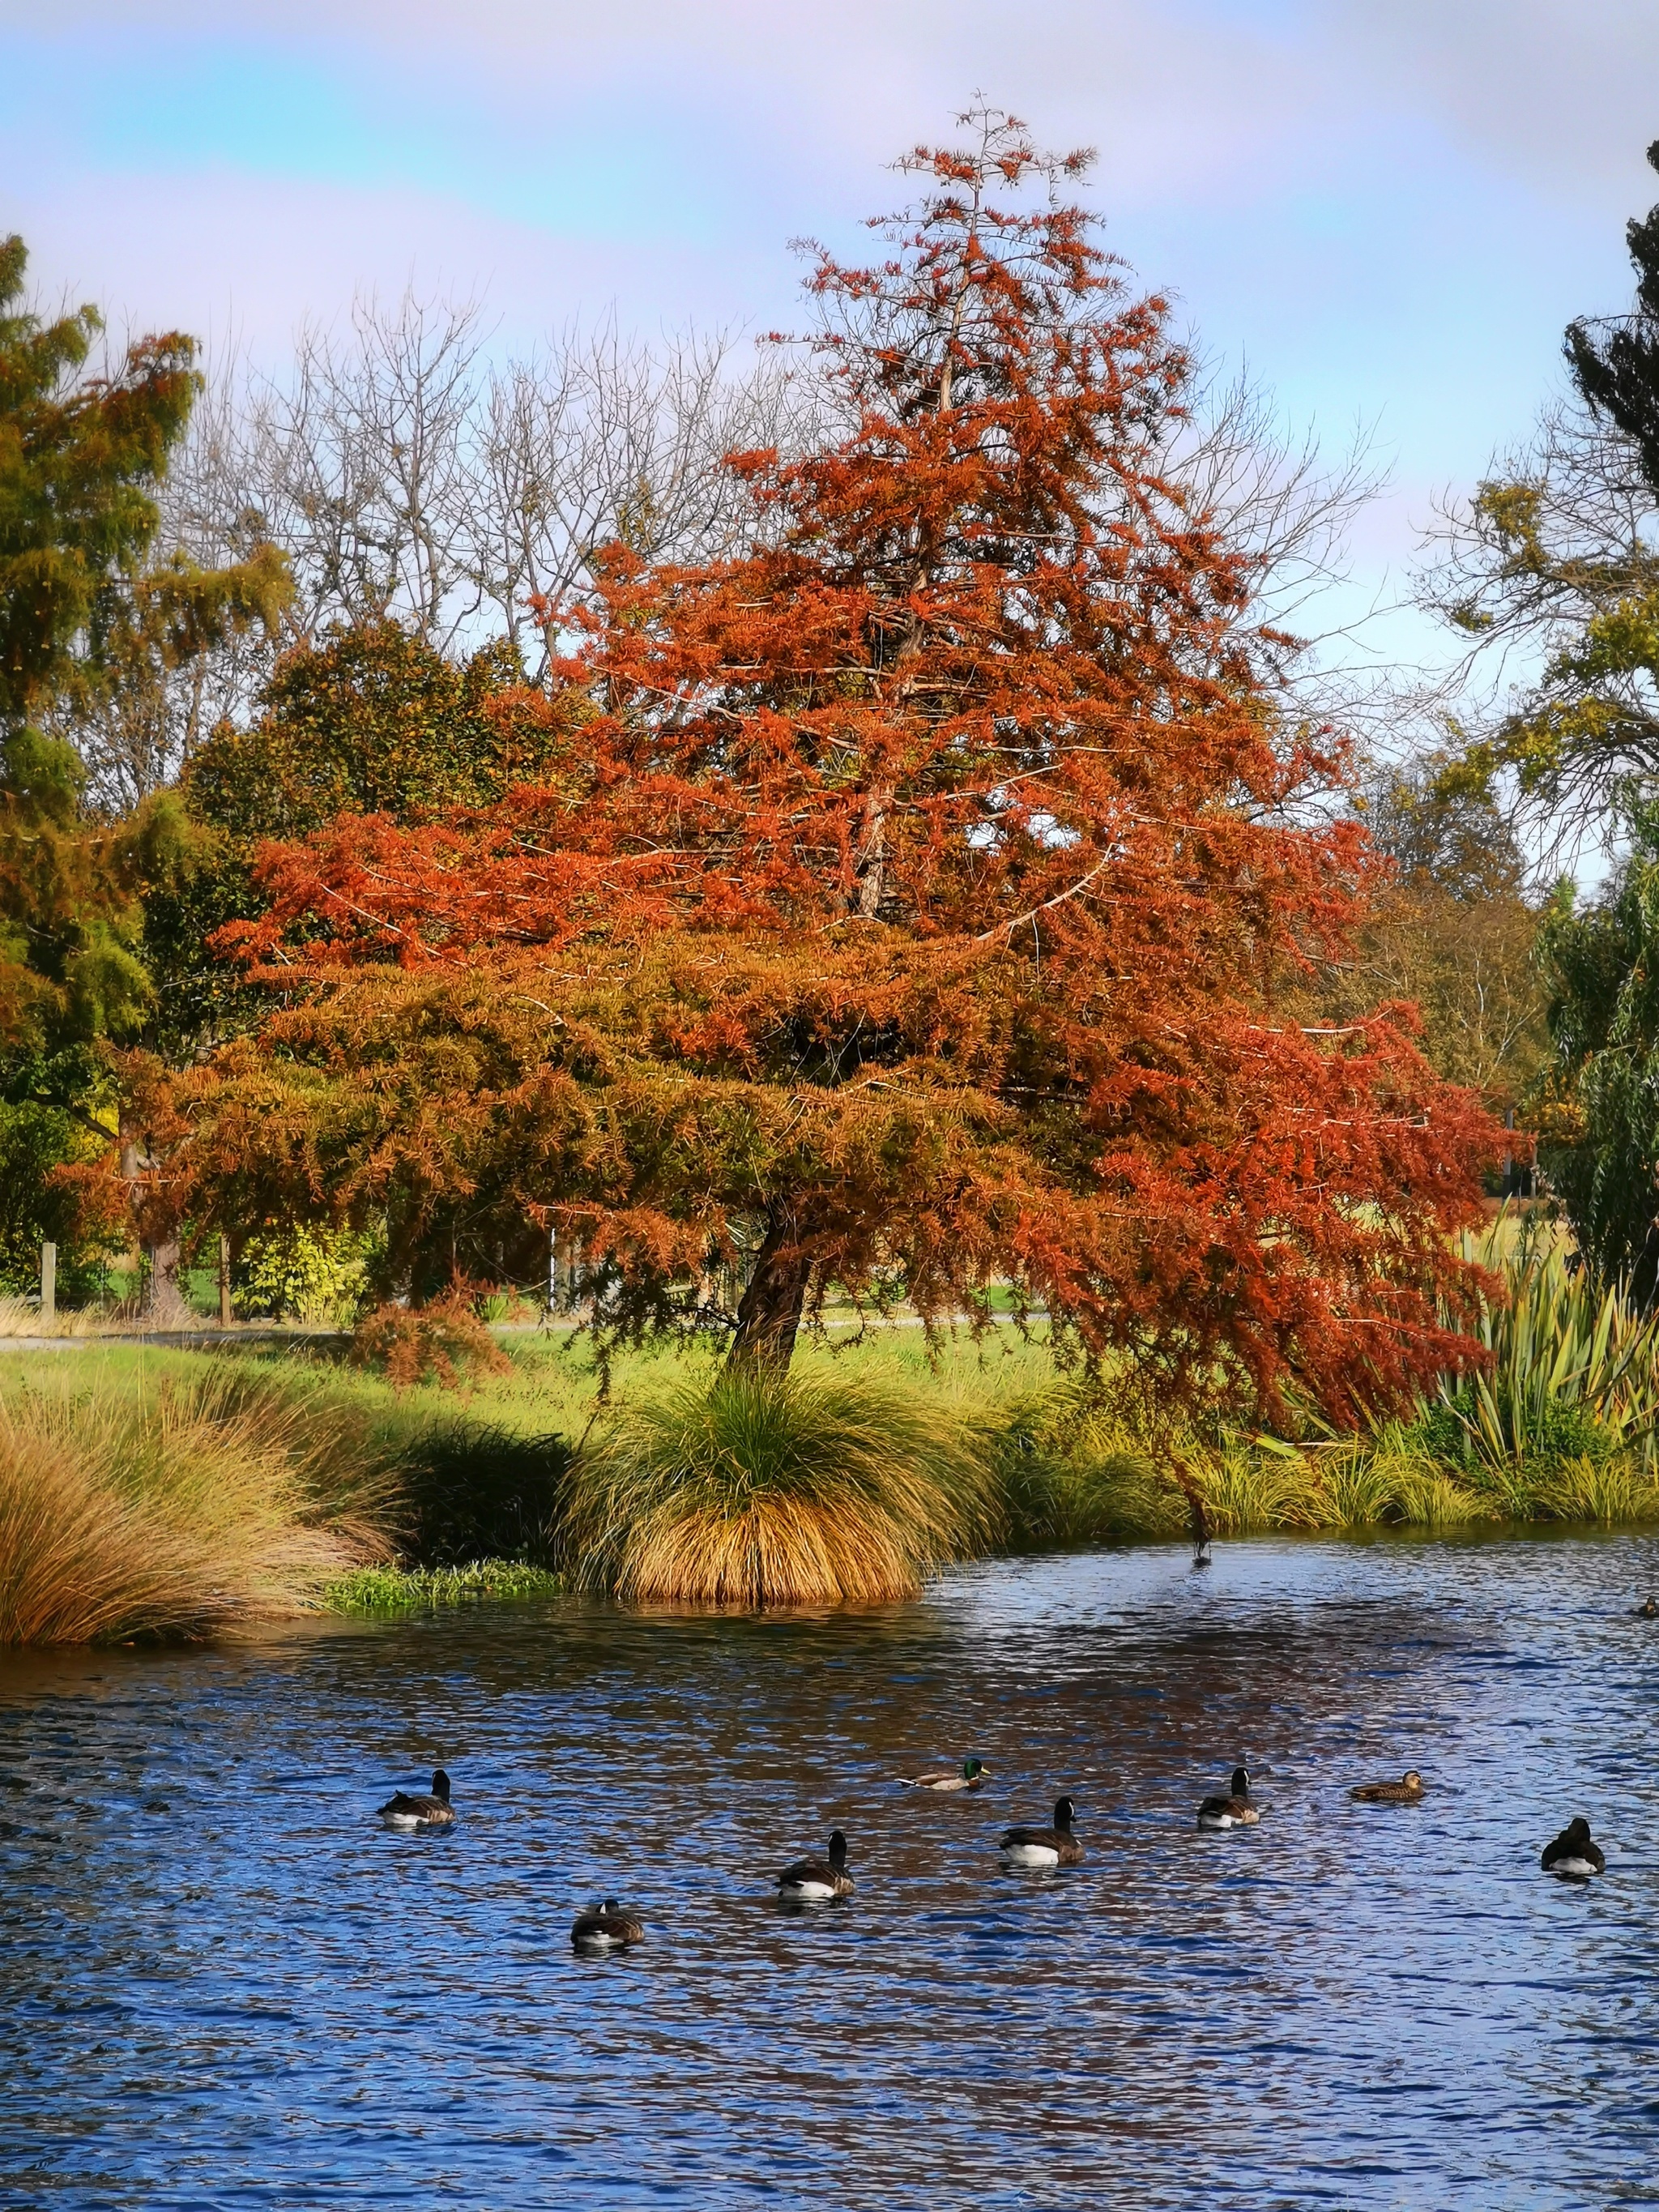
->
[2,1532,1657,2208]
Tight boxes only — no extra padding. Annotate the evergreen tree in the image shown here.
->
[1538,799,1659,1300]
[0,233,286,1299]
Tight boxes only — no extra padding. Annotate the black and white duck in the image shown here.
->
[571,1898,646,1952]
[998,1795,1083,1868]
[1541,1817,1605,1880]
[1196,1766,1258,1830]
[377,1769,454,1830]
[777,1829,854,1902]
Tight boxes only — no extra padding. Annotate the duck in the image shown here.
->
[1541,1816,1606,1879]
[998,1795,1083,1868]
[1633,1595,1657,1618]
[1196,1766,1259,1829]
[377,1769,454,1830]
[1350,1770,1426,1804]
[901,1757,989,1791]
[570,1898,646,1952]
[777,1829,854,1902]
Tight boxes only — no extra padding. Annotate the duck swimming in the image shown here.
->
[901,1758,988,1791]
[377,1769,453,1830]
[998,1796,1083,1868]
[1350,1770,1425,1804]
[777,1829,854,1902]
[1196,1767,1258,1830]
[571,1898,646,1952]
[1541,1817,1605,1879]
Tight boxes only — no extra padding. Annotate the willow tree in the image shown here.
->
[148,113,1495,1422]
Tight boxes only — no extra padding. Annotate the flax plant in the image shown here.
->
[1424,1218,1659,1479]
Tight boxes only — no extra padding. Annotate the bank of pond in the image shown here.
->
[4,1217,1659,1643]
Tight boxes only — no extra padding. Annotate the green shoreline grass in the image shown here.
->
[325,1560,564,1612]
[7,1223,1659,1642]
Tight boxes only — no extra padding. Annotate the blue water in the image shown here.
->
[2,1533,1658,2210]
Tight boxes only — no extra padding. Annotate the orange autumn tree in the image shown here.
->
[149,112,1497,1423]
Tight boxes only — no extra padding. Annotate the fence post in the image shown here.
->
[41,1241,56,1325]
[219,1233,232,1329]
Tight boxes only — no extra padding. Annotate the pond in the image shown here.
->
[2,1532,1657,2210]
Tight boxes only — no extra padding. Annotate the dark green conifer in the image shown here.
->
[1566,141,1659,495]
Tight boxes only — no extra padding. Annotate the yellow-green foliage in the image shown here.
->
[239,1225,369,1325]
[987,1385,1183,1545]
[564,1364,996,1605]
[0,1367,394,1643]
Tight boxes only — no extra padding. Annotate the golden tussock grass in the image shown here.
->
[0,1368,396,1644]
[564,1364,996,1606]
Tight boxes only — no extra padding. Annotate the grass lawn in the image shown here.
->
[0,1316,1059,1446]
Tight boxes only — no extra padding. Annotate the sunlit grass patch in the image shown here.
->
[326,1559,564,1611]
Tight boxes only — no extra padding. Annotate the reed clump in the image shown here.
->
[563,1364,996,1605]
[0,1369,395,1644]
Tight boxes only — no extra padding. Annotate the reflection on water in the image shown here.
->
[3,1533,1658,2210]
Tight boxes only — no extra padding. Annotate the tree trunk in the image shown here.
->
[142,1234,192,1328]
[727,1215,810,1372]
[855,784,893,918]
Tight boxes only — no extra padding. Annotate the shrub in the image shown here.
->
[237,1225,370,1325]
[564,1364,996,1606]
[0,1369,394,1644]
[1418,1217,1659,1473]
[351,1292,512,1390]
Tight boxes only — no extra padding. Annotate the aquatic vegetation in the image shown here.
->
[326,1558,563,1611]
[0,1369,394,1644]
[1189,1434,1329,1535]
[563,1365,995,1605]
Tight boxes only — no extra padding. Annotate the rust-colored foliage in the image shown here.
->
[153,113,1499,1424]
[350,1292,511,1393]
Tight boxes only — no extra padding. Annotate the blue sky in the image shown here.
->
[2,0,1657,650]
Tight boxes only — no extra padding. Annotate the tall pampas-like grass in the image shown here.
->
[563,1365,996,1607]
[0,1369,395,1644]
